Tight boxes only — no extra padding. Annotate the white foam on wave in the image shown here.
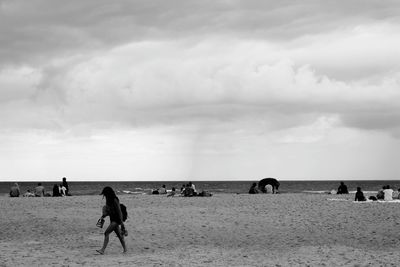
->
[121,190,145,194]
[302,190,331,194]
[327,198,348,201]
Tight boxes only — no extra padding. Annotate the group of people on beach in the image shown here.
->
[248,178,280,194]
[356,185,399,202]
[52,178,70,197]
[334,182,400,202]
[9,177,70,197]
[151,182,212,197]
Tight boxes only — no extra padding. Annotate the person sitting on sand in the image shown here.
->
[383,185,393,201]
[180,184,185,194]
[34,183,45,197]
[9,183,20,197]
[60,184,67,196]
[188,182,197,194]
[167,187,176,197]
[376,186,385,200]
[337,182,349,194]
[52,184,62,197]
[354,187,366,202]
[96,186,127,255]
[183,183,195,197]
[264,184,274,194]
[392,188,400,199]
[23,189,35,197]
[248,183,259,194]
[158,185,167,194]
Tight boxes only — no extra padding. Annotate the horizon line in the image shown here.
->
[1,178,400,182]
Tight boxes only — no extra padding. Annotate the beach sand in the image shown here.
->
[1,193,400,266]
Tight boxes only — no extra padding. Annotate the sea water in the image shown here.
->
[1,180,399,196]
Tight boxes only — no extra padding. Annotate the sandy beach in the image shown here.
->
[1,193,400,266]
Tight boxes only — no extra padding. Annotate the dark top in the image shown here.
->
[53,185,61,197]
[376,190,384,200]
[337,184,349,194]
[355,191,366,201]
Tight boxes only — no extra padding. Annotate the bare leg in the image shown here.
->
[114,225,127,253]
[98,222,118,254]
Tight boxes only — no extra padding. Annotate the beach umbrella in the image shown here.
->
[258,178,280,193]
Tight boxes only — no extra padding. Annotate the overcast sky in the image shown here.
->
[1,0,400,181]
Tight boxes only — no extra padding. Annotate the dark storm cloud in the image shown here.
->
[1,0,400,66]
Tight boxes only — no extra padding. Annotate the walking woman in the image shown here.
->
[96,186,127,254]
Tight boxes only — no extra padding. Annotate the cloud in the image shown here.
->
[2,0,400,66]
[1,1,400,180]
[2,35,400,138]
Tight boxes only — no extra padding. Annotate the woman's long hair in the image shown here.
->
[101,186,119,206]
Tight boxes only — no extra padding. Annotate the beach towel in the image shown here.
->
[353,199,400,203]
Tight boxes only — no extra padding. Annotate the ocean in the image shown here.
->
[1,180,400,196]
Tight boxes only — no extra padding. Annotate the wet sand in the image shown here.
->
[1,193,399,266]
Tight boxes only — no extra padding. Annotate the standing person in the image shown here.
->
[62,177,70,196]
[337,182,349,194]
[10,183,20,197]
[96,186,127,254]
[34,183,45,197]
[354,187,366,202]
[383,185,394,201]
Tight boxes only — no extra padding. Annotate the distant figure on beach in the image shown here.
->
[354,187,366,202]
[34,183,45,197]
[258,178,280,194]
[52,184,62,197]
[393,188,400,199]
[188,182,197,194]
[383,185,393,201]
[180,184,185,194]
[62,177,70,196]
[167,187,176,197]
[182,183,195,197]
[376,186,385,200]
[59,184,67,196]
[9,183,20,197]
[96,186,127,255]
[249,183,259,194]
[264,184,274,194]
[23,189,35,197]
[337,182,349,194]
[158,185,167,194]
